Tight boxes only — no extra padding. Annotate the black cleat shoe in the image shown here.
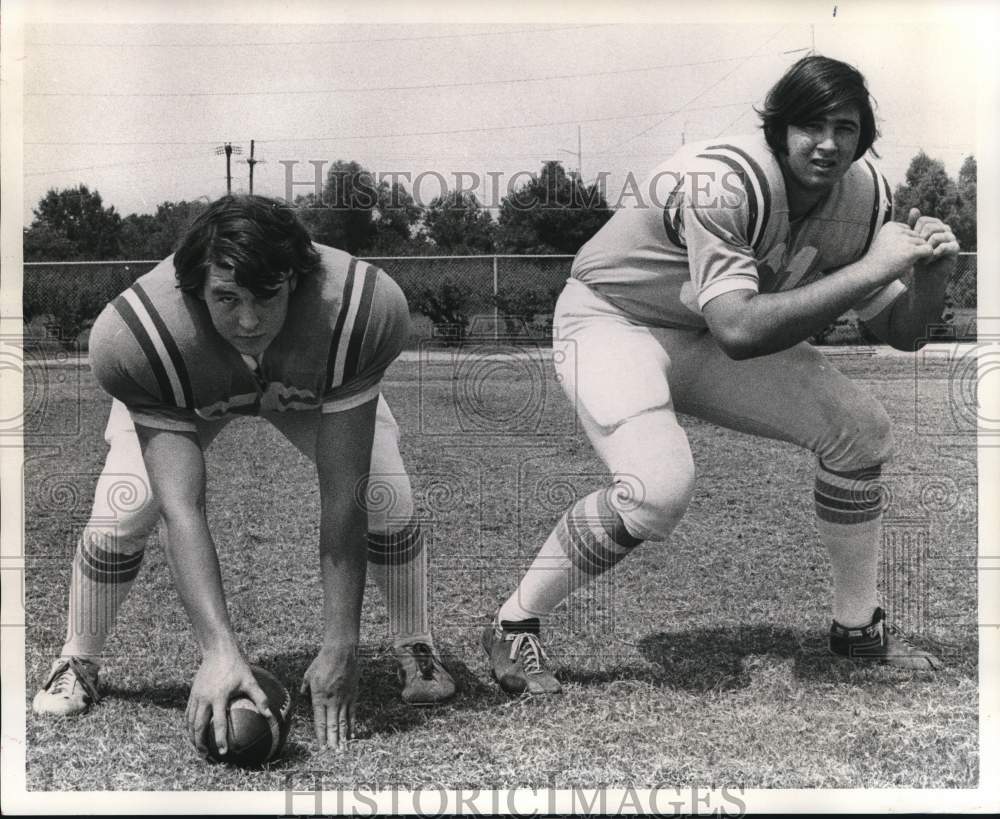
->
[481,617,561,696]
[830,607,941,670]
[393,641,456,705]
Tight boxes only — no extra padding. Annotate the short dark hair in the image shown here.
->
[757,55,879,161]
[173,195,322,297]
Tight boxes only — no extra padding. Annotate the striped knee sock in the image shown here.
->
[367,520,431,645]
[814,462,884,628]
[498,487,643,624]
[62,531,144,660]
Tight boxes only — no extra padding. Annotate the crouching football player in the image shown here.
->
[33,195,454,750]
[484,55,958,694]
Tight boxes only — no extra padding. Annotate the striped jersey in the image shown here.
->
[572,132,905,328]
[88,244,409,432]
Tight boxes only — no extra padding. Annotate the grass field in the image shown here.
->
[22,349,978,791]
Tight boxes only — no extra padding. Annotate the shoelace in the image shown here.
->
[886,625,923,652]
[507,633,549,675]
[46,658,100,703]
[407,642,438,681]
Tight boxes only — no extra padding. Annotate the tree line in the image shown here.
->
[23,160,612,262]
[23,152,976,263]
[892,154,976,250]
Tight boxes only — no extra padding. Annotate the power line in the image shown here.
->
[24,152,209,178]
[26,52,794,98]
[26,24,607,48]
[22,147,701,179]
[25,100,754,147]
[26,138,973,182]
[605,26,792,154]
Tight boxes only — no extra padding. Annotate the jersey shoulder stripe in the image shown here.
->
[661,176,687,249]
[325,258,381,391]
[130,280,194,408]
[706,142,773,252]
[112,286,193,409]
[697,144,770,252]
[881,172,893,223]
[342,262,379,381]
[326,256,359,391]
[697,151,758,248]
[861,160,885,255]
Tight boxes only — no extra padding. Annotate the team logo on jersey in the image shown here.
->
[757,244,819,293]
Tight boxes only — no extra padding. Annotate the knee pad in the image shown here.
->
[819,396,894,472]
[614,465,695,543]
[89,472,160,544]
[365,471,415,535]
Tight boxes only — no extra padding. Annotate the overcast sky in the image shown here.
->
[18,5,987,225]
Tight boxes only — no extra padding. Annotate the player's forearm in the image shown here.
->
[160,506,241,656]
[317,495,368,651]
[709,259,892,359]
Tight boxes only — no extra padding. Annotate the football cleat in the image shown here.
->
[32,657,101,716]
[829,606,941,670]
[392,641,456,705]
[482,617,561,696]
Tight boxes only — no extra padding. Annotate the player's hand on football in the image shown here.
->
[301,643,359,751]
[187,649,273,758]
[907,207,960,267]
[865,219,934,279]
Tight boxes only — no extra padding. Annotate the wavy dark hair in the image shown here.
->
[173,195,321,297]
[757,55,879,161]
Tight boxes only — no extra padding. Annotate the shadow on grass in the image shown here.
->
[104,681,190,709]
[633,625,836,690]
[252,646,501,742]
[558,624,971,692]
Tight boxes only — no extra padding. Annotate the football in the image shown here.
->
[202,665,293,768]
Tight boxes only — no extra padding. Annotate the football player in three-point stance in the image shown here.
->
[32,196,455,751]
[484,55,958,694]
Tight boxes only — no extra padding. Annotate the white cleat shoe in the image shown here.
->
[32,657,101,716]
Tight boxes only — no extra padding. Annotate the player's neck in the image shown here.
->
[777,154,830,222]
[784,177,829,223]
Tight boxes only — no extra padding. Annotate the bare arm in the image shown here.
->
[299,396,378,749]
[135,424,271,756]
[702,219,935,360]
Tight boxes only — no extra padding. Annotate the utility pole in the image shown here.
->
[577,124,582,183]
[558,125,583,182]
[246,140,265,195]
[214,142,243,194]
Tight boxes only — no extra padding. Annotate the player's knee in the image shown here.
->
[865,403,894,464]
[83,494,160,552]
[821,396,894,470]
[621,459,695,542]
[77,523,148,561]
[364,471,415,536]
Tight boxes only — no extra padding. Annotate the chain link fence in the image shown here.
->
[947,252,977,307]
[23,252,977,350]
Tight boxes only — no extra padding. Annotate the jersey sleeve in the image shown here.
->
[673,161,763,310]
[321,267,410,414]
[88,301,200,433]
